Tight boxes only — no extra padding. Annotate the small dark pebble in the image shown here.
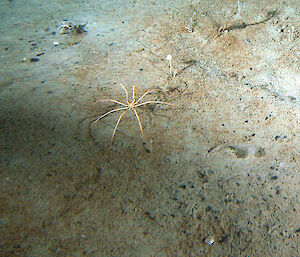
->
[206,206,213,212]
[271,175,278,180]
[144,211,155,220]
[275,135,280,140]
[219,234,230,243]
[179,184,186,189]
[236,199,242,204]
[197,171,206,179]
[295,228,300,233]
[30,58,40,62]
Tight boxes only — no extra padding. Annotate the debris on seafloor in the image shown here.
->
[203,235,215,246]
[57,21,88,35]
[229,144,266,158]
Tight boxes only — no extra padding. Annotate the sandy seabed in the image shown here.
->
[1,0,299,256]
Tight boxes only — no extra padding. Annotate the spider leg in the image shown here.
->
[134,100,174,108]
[93,107,128,123]
[135,90,156,105]
[133,108,144,137]
[132,86,135,102]
[111,110,128,143]
[94,99,127,106]
[119,84,129,103]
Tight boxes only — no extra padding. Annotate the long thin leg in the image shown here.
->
[94,99,127,106]
[132,86,135,102]
[133,109,144,137]
[135,90,156,105]
[134,100,175,108]
[119,84,129,103]
[93,107,128,123]
[111,110,127,143]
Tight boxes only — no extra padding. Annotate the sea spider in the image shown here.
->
[92,84,173,144]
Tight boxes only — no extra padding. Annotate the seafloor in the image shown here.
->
[1,0,299,256]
